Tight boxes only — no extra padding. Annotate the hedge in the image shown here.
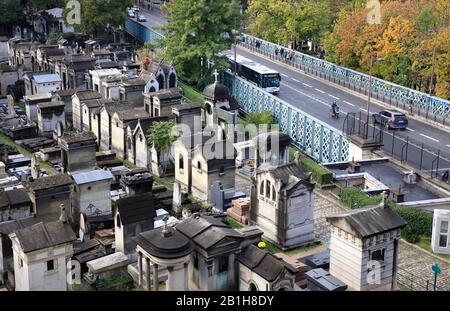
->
[338,187,433,243]
[392,205,433,237]
[340,187,382,209]
[299,155,333,185]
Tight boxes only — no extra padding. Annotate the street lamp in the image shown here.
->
[365,54,384,138]
[428,28,438,97]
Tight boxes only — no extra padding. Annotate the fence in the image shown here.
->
[397,267,446,291]
[344,111,383,142]
[344,113,450,180]
[239,33,450,124]
[124,19,163,44]
[222,71,349,163]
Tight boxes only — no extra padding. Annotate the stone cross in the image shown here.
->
[213,69,219,83]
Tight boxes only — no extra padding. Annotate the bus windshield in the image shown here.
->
[262,75,281,88]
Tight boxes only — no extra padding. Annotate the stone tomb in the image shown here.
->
[227,197,251,225]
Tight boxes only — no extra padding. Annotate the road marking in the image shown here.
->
[406,128,415,132]
[291,78,300,82]
[419,133,440,143]
[281,73,289,78]
[328,94,340,100]
[283,84,331,108]
[315,88,326,94]
[302,83,312,88]
[343,100,355,107]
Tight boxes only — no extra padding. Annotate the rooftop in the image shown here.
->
[120,78,146,87]
[176,215,244,250]
[60,131,97,144]
[37,101,65,109]
[11,221,76,253]
[32,74,62,84]
[0,188,31,208]
[237,244,298,282]
[326,203,407,239]
[0,217,40,236]
[72,169,114,185]
[134,226,193,259]
[23,93,53,101]
[114,109,149,121]
[117,193,156,225]
[73,90,101,101]
[25,173,73,191]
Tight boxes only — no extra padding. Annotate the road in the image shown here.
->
[132,7,450,173]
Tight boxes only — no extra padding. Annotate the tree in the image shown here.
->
[146,120,179,176]
[47,29,62,44]
[159,0,242,89]
[28,0,65,11]
[0,0,24,34]
[239,111,273,126]
[73,0,133,37]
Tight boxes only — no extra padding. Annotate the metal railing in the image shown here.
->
[397,267,446,291]
[222,71,349,163]
[239,33,450,124]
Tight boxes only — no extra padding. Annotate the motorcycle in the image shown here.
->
[330,106,340,119]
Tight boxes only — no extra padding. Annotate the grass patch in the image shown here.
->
[340,187,382,209]
[262,238,282,253]
[123,159,136,169]
[227,216,244,229]
[0,134,55,175]
[153,176,174,192]
[414,236,450,261]
[284,241,322,257]
[188,194,210,209]
[95,273,133,290]
[15,101,25,110]
[337,187,435,246]
[179,81,204,105]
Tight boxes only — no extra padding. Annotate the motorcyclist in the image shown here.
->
[331,101,339,116]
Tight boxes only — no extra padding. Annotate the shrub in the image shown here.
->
[391,204,433,237]
[401,226,420,243]
[339,187,381,209]
[299,155,333,185]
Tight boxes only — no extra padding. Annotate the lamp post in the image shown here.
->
[234,17,237,76]
[428,29,438,97]
[365,54,384,138]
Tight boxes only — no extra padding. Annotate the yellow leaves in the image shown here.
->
[377,16,416,57]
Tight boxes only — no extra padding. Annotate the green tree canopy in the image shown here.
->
[159,0,242,89]
[28,0,65,11]
[146,120,179,152]
[74,0,133,36]
[239,111,273,126]
[0,0,24,33]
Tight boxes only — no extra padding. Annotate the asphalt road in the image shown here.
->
[132,7,450,173]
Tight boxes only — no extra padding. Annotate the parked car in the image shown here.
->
[138,15,147,22]
[128,10,135,18]
[132,5,140,11]
[373,110,409,129]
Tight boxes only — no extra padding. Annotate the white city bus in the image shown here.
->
[221,51,281,94]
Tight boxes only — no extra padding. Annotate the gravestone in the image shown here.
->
[7,95,16,118]
[172,181,182,215]
[31,153,41,179]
